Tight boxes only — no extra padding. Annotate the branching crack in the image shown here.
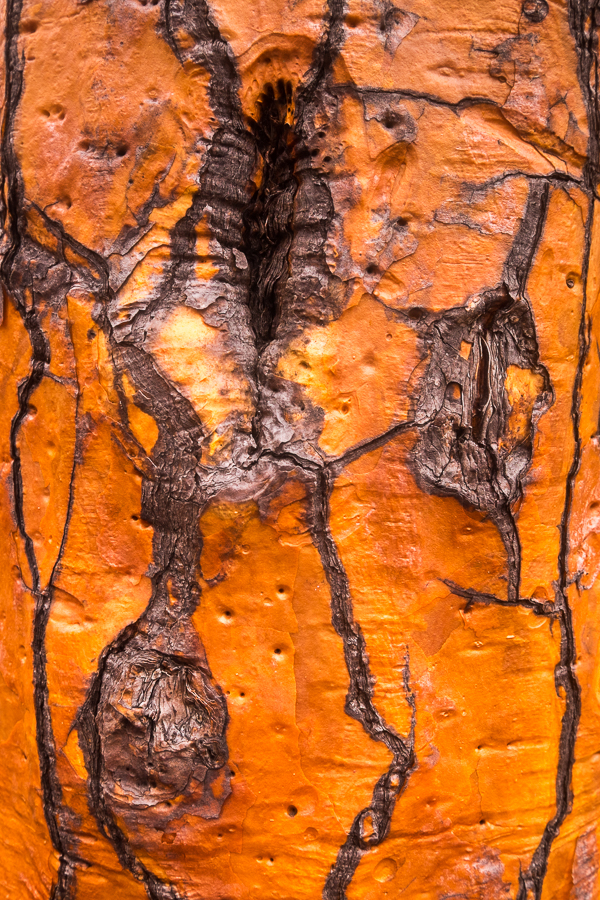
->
[1,0,597,897]
[308,468,416,900]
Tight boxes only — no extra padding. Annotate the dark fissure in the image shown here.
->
[2,0,79,896]
[244,79,297,348]
[308,469,416,900]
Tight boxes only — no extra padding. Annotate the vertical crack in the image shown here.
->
[295,0,346,126]
[65,2,249,894]
[244,79,296,349]
[1,1,80,897]
[511,4,600,896]
[409,166,587,899]
[308,469,416,900]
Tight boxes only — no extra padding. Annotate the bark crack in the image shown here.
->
[308,469,416,900]
[1,0,81,896]
[1,0,597,897]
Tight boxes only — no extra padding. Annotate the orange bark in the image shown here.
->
[0,0,599,898]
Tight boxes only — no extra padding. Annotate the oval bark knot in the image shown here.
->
[94,645,230,816]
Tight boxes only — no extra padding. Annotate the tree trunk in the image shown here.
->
[0,0,599,897]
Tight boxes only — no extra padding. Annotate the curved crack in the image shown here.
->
[308,469,416,900]
[1,0,81,896]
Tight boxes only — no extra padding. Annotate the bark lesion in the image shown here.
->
[244,78,297,348]
[411,284,551,602]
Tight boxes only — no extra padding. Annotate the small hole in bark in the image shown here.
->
[566,277,575,288]
[408,307,423,320]
[323,155,332,163]
[366,264,378,275]
[395,217,409,227]
[224,609,232,617]
[21,19,39,33]
[287,805,298,817]
[317,131,326,138]
[132,515,139,521]
[87,328,96,339]
[311,148,319,157]
[240,691,245,697]
[382,111,399,129]
[79,140,90,151]
[274,648,281,654]
[346,14,360,27]
[480,818,485,825]
[116,143,129,157]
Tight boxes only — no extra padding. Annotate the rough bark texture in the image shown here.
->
[0,0,599,898]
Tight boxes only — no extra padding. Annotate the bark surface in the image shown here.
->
[0,0,599,898]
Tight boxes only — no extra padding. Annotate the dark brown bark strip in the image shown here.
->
[410,178,552,604]
[513,4,599,894]
[309,468,416,900]
[1,1,82,896]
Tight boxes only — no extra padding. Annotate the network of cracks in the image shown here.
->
[1,0,599,898]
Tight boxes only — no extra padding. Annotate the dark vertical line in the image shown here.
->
[307,470,415,900]
[1,2,78,898]
[516,208,591,900]
[504,180,551,301]
[164,0,244,128]
[1,0,23,263]
[514,3,599,895]
[295,0,346,128]
[500,178,551,604]
[492,506,523,603]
